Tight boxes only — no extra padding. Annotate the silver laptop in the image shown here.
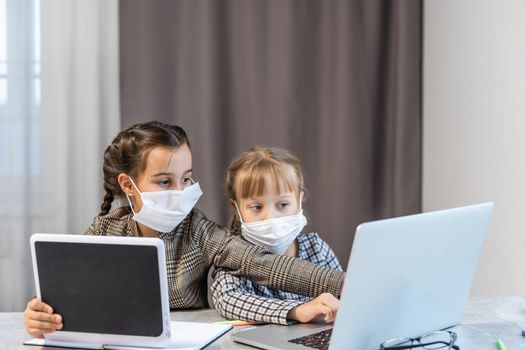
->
[231,202,495,350]
[26,234,231,349]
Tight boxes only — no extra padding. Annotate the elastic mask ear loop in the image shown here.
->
[233,201,245,224]
[125,176,142,215]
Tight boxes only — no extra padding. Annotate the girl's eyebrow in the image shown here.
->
[152,172,174,177]
[151,173,173,177]
[152,169,192,177]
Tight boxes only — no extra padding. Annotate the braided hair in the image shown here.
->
[99,121,190,216]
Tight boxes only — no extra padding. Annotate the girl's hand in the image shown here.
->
[24,298,63,338]
[287,293,340,323]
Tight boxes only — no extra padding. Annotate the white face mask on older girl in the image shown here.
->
[235,197,308,255]
[126,176,203,233]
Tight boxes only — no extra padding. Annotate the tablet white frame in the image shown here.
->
[30,233,171,348]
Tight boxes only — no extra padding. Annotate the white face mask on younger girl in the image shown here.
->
[126,176,203,233]
[235,200,307,255]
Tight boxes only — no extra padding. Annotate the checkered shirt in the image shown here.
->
[211,232,343,325]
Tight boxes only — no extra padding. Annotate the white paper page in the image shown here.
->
[24,321,232,350]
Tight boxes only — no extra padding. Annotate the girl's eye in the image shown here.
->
[182,177,193,184]
[250,204,262,212]
[278,202,290,209]
[158,179,171,186]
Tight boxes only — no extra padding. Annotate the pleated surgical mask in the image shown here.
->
[235,199,307,255]
[126,176,203,233]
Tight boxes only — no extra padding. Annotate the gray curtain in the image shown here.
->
[119,0,421,265]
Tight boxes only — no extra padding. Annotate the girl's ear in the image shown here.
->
[118,173,134,196]
[299,191,305,202]
[229,199,237,210]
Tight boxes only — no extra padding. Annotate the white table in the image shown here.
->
[2,297,525,349]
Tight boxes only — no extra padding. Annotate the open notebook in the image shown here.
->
[25,234,231,349]
[25,321,231,350]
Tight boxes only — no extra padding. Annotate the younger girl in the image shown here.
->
[23,122,344,338]
[211,146,342,325]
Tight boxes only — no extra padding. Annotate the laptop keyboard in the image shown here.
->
[288,328,332,350]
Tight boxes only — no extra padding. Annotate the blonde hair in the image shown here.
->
[226,146,306,230]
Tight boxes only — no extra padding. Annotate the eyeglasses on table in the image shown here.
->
[379,330,459,350]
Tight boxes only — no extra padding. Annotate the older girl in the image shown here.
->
[23,122,343,338]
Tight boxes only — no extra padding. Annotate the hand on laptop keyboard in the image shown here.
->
[287,293,339,323]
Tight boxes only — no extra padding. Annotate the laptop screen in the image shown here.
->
[34,241,164,337]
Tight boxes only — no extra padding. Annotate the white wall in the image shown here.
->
[424,0,525,296]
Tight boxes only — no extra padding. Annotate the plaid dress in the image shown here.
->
[211,232,343,325]
[85,207,344,309]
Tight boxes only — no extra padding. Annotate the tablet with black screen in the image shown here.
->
[29,234,171,348]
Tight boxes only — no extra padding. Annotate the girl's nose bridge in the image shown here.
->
[173,177,184,191]
[265,205,278,220]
